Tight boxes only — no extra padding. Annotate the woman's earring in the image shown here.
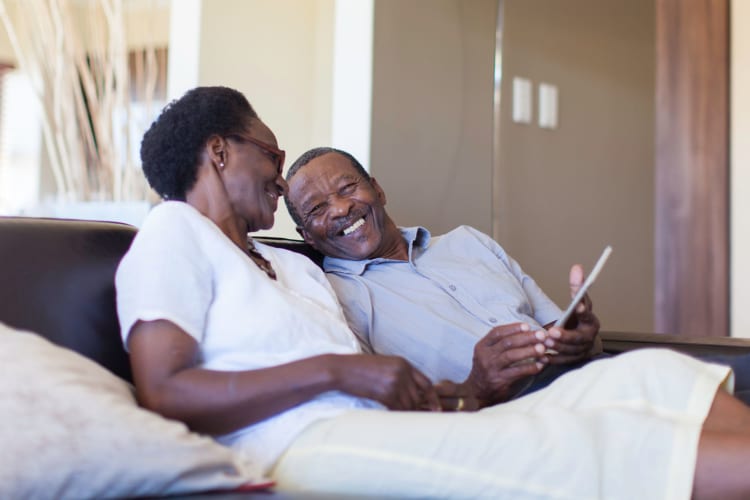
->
[219,162,225,167]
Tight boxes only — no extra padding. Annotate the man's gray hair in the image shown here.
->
[284,147,371,227]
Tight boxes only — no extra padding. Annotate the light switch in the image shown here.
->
[538,82,558,129]
[512,77,532,124]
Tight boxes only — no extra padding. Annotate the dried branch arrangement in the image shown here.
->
[0,0,164,202]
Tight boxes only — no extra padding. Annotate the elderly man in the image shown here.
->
[284,147,605,406]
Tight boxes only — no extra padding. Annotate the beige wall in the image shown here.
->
[732,0,750,338]
[196,0,335,237]
[370,0,496,236]
[496,0,655,332]
[191,0,498,239]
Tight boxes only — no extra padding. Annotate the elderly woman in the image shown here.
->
[117,86,750,499]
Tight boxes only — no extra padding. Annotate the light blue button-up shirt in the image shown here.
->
[324,225,562,383]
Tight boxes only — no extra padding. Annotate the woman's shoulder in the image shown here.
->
[141,201,211,237]
[142,200,197,225]
[129,202,214,259]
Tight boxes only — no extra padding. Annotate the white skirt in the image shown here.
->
[271,349,733,500]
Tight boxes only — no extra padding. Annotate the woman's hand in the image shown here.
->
[327,354,441,411]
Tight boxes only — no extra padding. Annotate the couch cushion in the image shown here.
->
[0,323,271,499]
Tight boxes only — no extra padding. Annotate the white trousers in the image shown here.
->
[272,349,733,500]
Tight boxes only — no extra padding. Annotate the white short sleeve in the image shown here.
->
[116,203,213,347]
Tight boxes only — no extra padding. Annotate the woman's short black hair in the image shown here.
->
[140,86,258,200]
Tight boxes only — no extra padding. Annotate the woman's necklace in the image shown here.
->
[246,236,277,280]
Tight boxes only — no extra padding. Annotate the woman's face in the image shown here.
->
[221,119,288,232]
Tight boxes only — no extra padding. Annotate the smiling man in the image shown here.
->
[284,147,603,406]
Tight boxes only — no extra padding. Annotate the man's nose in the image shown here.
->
[329,195,353,217]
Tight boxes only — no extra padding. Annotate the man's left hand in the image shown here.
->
[544,264,602,365]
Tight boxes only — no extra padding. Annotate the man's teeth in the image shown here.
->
[342,218,365,235]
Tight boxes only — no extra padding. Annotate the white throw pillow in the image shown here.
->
[0,323,271,500]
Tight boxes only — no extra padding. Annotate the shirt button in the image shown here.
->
[449,284,457,291]
[489,317,498,324]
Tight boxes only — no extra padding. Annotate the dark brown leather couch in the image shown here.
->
[0,216,326,386]
[2,215,750,497]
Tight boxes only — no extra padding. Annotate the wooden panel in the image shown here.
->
[655,0,729,336]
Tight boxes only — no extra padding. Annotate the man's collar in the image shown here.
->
[401,226,431,250]
[323,226,431,275]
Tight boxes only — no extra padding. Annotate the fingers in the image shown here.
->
[482,322,532,347]
[548,326,592,347]
[411,366,441,411]
[475,328,549,374]
[569,264,584,297]
[434,380,459,398]
[381,358,439,412]
[503,341,549,366]
[347,355,435,411]
[481,324,545,352]
[543,322,600,364]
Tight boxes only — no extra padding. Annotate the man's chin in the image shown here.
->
[324,241,373,261]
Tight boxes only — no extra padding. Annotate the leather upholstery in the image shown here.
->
[0,217,136,381]
[2,215,748,387]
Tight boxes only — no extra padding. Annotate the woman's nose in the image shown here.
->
[276,176,289,196]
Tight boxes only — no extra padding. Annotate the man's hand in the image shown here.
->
[330,354,441,411]
[461,323,550,406]
[433,380,482,412]
[544,264,602,365]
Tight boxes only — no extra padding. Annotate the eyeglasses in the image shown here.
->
[228,134,286,172]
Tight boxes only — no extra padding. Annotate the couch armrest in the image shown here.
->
[601,330,750,358]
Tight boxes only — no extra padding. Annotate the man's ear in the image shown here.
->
[370,177,386,205]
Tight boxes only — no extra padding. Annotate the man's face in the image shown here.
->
[287,152,388,260]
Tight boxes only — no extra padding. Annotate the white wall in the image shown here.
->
[331,0,373,166]
[731,0,750,338]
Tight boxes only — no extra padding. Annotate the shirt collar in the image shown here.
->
[323,226,431,275]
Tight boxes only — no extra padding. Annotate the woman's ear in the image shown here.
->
[206,135,227,170]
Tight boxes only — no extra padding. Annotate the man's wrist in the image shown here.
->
[460,377,505,407]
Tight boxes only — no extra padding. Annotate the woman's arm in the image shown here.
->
[128,319,440,435]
